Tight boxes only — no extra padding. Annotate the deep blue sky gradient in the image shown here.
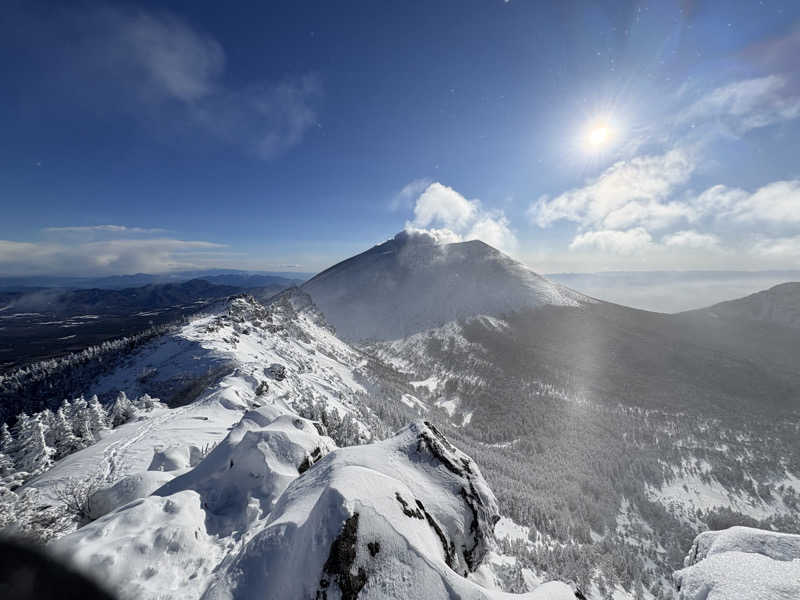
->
[1,1,799,274]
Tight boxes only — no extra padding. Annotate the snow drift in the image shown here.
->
[674,526,800,599]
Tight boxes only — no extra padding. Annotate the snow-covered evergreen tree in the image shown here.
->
[0,423,12,455]
[51,404,81,459]
[0,451,14,478]
[110,391,137,427]
[134,393,157,411]
[14,414,55,477]
[87,394,109,435]
[10,412,31,455]
[69,396,94,448]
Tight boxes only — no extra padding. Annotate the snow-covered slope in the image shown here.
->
[688,281,800,328]
[16,290,575,599]
[674,526,800,599]
[302,230,587,341]
[28,291,372,504]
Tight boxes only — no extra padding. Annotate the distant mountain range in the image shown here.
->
[0,269,310,292]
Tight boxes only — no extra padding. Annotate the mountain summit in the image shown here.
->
[302,230,586,340]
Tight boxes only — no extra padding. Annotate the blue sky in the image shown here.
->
[1,0,799,276]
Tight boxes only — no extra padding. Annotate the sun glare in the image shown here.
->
[589,126,609,146]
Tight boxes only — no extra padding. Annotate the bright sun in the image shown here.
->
[588,125,610,146]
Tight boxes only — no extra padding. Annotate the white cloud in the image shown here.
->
[94,8,224,103]
[751,235,800,258]
[662,230,720,249]
[701,180,800,224]
[467,214,519,255]
[390,178,433,211]
[401,227,463,246]
[0,237,228,276]
[678,75,800,134]
[406,182,518,255]
[412,182,478,230]
[43,225,167,235]
[530,149,695,231]
[569,228,653,255]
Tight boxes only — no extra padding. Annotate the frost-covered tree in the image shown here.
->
[0,423,12,455]
[134,393,157,411]
[51,404,81,459]
[109,391,137,427]
[0,451,14,478]
[69,396,94,448]
[0,486,70,542]
[14,414,55,477]
[87,394,109,435]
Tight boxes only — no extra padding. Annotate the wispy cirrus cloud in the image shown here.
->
[17,4,321,159]
[676,75,800,135]
[43,225,168,235]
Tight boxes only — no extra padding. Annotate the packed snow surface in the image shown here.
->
[674,526,800,599]
[302,230,586,340]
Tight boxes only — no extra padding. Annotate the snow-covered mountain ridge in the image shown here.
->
[302,230,588,341]
[3,291,580,599]
[687,281,800,329]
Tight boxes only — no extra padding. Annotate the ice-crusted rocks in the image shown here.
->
[202,420,574,600]
[674,526,800,599]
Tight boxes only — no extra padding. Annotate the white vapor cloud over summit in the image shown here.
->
[406,182,518,255]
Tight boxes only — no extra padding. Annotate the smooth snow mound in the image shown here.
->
[88,471,175,520]
[674,526,800,599]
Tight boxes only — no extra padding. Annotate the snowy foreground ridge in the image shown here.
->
[52,415,573,600]
[28,293,574,599]
[674,526,800,599]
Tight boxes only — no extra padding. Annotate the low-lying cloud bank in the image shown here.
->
[546,270,800,313]
[0,229,231,276]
